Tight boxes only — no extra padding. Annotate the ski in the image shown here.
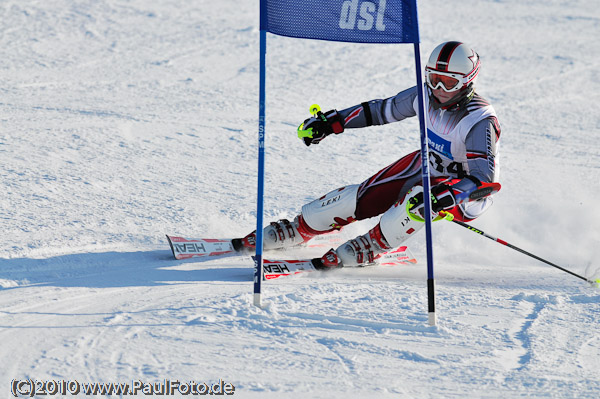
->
[262,258,318,279]
[166,235,416,279]
[166,233,345,261]
[166,236,240,261]
[261,245,417,279]
[373,246,418,266]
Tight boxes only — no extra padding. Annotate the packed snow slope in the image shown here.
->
[1,0,599,398]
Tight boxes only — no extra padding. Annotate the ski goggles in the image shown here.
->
[425,70,464,92]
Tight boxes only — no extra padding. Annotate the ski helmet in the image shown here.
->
[425,41,480,110]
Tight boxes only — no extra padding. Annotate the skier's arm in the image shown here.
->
[463,116,501,184]
[298,87,418,145]
[438,116,501,200]
[338,86,418,129]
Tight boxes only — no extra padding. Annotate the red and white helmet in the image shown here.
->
[425,41,480,109]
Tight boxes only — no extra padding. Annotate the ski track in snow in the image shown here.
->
[1,0,600,398]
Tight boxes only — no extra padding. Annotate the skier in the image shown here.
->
[235,41,501,269]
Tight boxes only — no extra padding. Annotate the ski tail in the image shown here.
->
[373,245,417,266]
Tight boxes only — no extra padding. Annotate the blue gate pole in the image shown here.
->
[253,29,267,307]
[413,42,437,326]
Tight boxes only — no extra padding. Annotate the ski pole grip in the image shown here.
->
[309,104,321,116]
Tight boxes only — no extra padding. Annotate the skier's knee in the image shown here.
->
[379,186,425,247]
[301,184,359,232]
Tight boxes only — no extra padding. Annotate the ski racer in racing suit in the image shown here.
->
[236,41,501,268]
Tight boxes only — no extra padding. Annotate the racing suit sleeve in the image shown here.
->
[464,116,500,183]
[446,116,501,219]
[451,116,501,194]
[337,86,418,128]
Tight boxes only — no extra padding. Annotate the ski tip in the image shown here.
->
[165,235,176,257]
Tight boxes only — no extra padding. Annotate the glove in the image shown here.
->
[407,184,457,216]
[430,184,457,213]
[407,178,500,218]
[297,109,344,146]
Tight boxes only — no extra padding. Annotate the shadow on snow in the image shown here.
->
[0,249,253,289]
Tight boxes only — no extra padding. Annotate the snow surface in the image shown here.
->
[1,0,599,398]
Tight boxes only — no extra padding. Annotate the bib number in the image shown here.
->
[429,152,464,176]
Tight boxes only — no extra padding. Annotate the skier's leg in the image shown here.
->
[300,184,360,231]
[322,181,493,267]
[354,150,422,219]
[238,150,426,254]
[324,184,426,267]
[237,184,360,251]
[315,151,425,267]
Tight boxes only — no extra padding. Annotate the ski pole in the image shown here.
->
[443,214,599,286]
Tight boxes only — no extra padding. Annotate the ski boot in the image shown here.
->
[232,215,317,253]
[314,224,391,269]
